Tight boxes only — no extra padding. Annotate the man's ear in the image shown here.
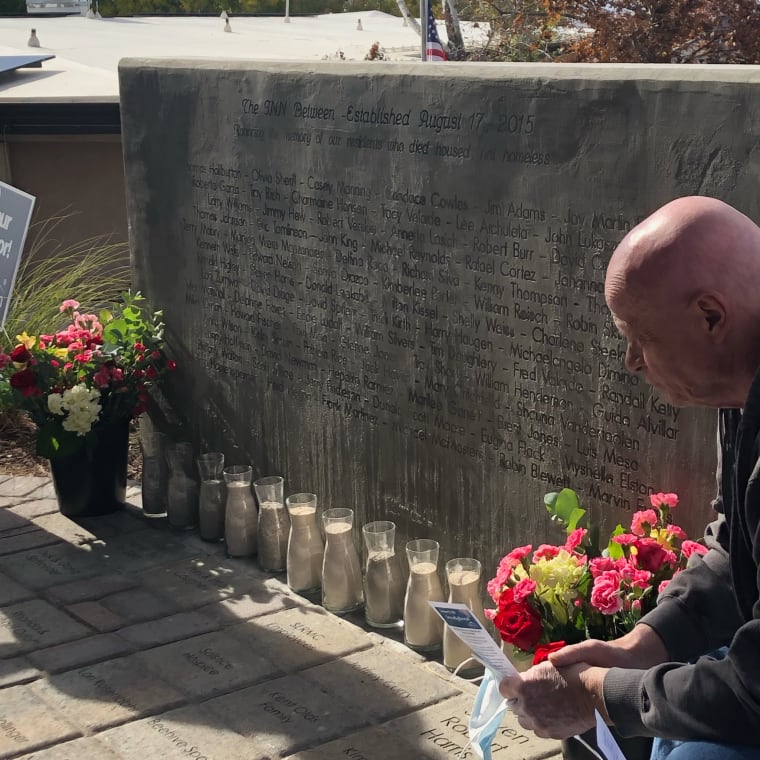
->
[696,294,727,337]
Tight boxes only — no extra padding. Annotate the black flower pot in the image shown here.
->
[561,728,652,760]
[49,419,129,517]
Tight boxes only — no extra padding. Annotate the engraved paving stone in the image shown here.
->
[284,726,427,760]
[0,544,101,590]
[0,571,34,606]
[31,656,185,732]
[237,606,372,670]
[120,61,741,563]
[301,640,461,721]
[0,600,90,657]
[0,684,81,758]
[96,704,256,760]
[134,628,280,698]
[384,693,560,759]
[201,673,367,756]
[16,736,121,759]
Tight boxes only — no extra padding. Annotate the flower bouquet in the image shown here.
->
[0,293,175,514]
[487,488,707,666]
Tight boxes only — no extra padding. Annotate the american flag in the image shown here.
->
[426,1,447,61]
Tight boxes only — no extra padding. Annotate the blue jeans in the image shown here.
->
[650,648,760,759]
[651,739,760,759]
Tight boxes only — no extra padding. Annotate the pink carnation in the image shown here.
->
[564,528,587,552]
[666,524,687,541]
[631,509,658,537]
[650,492,679,509]
[533,544,561,562]
[658,580,671,594]
[505,545,532,566]
[512,578,537,603]
[681,540,709,558]
[0,353,9,369]
[590,571,624,615]
[589,556,626,578]
[93,366,111,388]
[612,533,638,546]
[486,577,503,603]
[484,608,496,621]
[59,299,80,312]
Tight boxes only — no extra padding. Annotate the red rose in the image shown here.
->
[9,345,30,363]
[494,590,543,651]
[533,641,566,665]
[10,368,38,396]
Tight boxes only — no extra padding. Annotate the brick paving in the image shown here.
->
[0,475,562,760]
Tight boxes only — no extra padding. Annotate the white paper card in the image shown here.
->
[429,601,519,680]
[595,710,626,760]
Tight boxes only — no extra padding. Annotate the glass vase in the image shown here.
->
[362,520,404,628]
[444,558,487,676]
[197,452,225,542]
[138,419,167,518]
[321,507,363,614]
[253,475,289,572]
[285,493,324,594]
[403,538,445,653]
[165,441,199,530]
[223,465,258,558]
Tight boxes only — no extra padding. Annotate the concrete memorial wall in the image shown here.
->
[120,61,757,565]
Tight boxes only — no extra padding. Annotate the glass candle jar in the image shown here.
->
[285,493,323,594]
[403,538,445,653]
[362,520,404,628]
[223,465,257,558]
[166,441,199,530]
[443,557,487,676]
[321,507,363,614]
[253,475,289,572]
[197,452,225,542]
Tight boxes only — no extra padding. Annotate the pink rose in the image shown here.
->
[512,578,537,604]
[631,509,658,537]
[564,528,588,552]
[591,571,624,615]
[681,540,709,558]
[650,492,679,509]
[533,544,560,562]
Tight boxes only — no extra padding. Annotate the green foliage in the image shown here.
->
[5,213,130,341]
[544,488,586,533]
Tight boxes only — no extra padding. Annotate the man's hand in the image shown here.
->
[549,623,669,670]
[498,662,607,739]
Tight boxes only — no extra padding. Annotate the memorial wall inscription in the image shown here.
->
[120,61,760,564]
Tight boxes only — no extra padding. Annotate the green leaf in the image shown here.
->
[35,421,84,459]
[607,524,626,559]
[545,488,586,533]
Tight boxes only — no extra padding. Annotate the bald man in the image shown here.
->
[500,197,760,760]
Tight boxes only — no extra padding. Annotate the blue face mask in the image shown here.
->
[468,669,509,759]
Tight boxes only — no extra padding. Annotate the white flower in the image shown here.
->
[59,384,101,436]
[47,393,64,415]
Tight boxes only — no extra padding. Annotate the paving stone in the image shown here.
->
[0,657,39,687]
[31,656,186,732]
[0,571,34,606]
[26,633,134,674]
[0,529,62,557]
[134,627,281,699]
[97,587,178,624]
[383,693,561,760]
[43,573,139,606]
[23,483,57,501]
[0,600,91,656]
[0,544,101,590]
[116,610,220,649]
[0,478,51,499]
[9,500,60,521]
[96,705,254,760]
[76,508,148,536]
[89,530,200,574]
[301,640,461,722]
[203,673,368,756]
[0,509,33,533]
[138,556,267,612]
[0,683,81,757]
[29,514,102,546]
[17,735,122,759]
[284,726,425,759]
[63,601,126,632]
[238,606,373,671]
[199,584,297,625]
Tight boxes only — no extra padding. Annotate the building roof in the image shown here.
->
[0,12,474,102]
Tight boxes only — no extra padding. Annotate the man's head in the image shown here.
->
[605,196,760,408]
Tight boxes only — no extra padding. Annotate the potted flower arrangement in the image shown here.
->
[486,488,707,759]
[0,292,175,516]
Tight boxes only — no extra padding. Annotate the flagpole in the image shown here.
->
[420,0,427,60]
